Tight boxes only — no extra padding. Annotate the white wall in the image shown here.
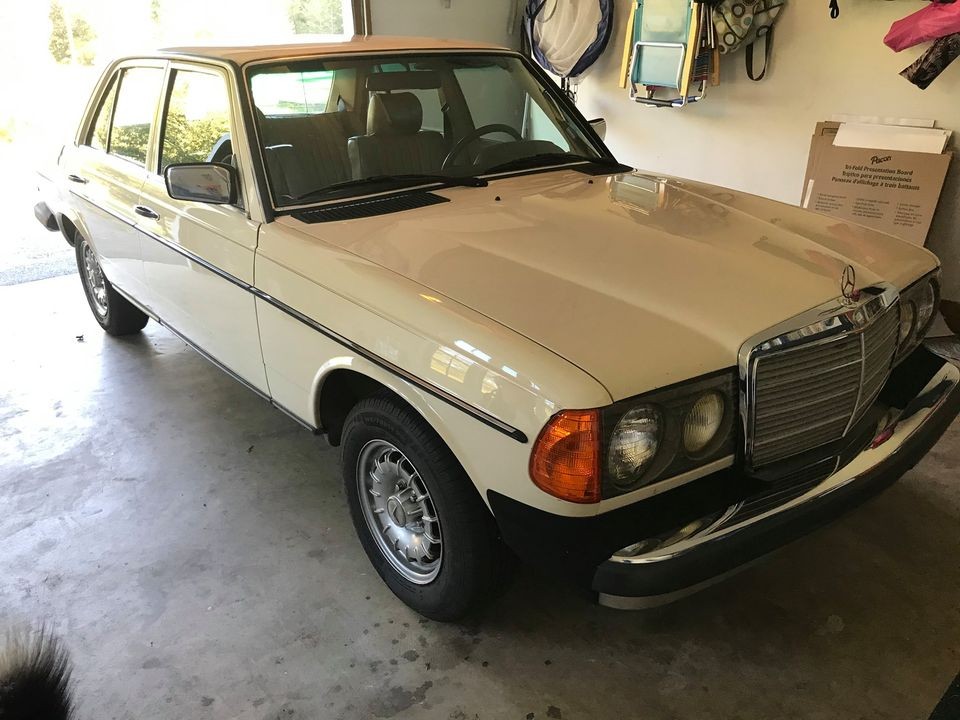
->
[368,0,521,48]
[575,0,960,301]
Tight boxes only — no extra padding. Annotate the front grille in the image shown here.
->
[854,305,900,420]
[749,302,899,467]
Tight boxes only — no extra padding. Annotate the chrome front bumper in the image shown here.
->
[595,343,960,609]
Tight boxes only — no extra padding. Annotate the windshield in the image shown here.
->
[247,53,605,206]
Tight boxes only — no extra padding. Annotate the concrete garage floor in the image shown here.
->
[2,274,959,720]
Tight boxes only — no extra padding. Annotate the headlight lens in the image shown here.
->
[598,370,736,499]
[683,391,725,454]
[898,300,916,345]
[915,281,936,333]
[607,406,661,483]
[895,272,940,363]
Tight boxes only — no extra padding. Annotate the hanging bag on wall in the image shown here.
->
[522,0,614,79]
[884,1,960,53]
[713,0,786,81]
[900,31,960,89]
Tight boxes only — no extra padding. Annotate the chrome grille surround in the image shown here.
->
[739,284,900,469]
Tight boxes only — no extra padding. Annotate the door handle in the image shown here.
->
[67,174,88,184]
[134,205,160,220]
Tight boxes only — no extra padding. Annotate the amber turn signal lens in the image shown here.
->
[529,409,601,504]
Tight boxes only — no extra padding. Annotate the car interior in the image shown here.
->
[252,57,575,205]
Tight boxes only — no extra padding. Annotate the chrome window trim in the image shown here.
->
[737,283,899,468]
[75,57,169,148]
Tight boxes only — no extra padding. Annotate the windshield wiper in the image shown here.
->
[284,173,488,204]
[484,153,631,176]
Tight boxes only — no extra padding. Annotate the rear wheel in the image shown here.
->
[75,237,148,336]
[341,393,502,620]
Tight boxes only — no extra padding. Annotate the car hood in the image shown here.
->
[284,170,937,401]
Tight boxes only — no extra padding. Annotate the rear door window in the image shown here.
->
[108,67,165,166]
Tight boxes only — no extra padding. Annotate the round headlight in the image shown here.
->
[898,300,916,346]
[683,391,725,454]
[915,281,937,333]
[607,406,661,483]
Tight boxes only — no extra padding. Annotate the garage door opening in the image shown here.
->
[0,0,356,285]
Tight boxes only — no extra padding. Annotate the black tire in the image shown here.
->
[75,236,149,336]
[341,393,502,621]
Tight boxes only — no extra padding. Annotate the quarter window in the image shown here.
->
[109,67,164,166]
[160,69,232,172]
[88,73,118,151]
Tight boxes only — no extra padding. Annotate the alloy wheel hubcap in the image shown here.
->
[82,242,108,318]
[357,440,442,584]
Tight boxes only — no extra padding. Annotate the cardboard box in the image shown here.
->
[801,121,952,246]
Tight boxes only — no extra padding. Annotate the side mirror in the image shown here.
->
[164,163,237,205]
[589,118,607,141]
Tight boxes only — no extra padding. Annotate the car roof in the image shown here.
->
[158,35,508,66]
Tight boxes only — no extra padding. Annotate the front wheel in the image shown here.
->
[75,237,148,336]
[341,393,503,620]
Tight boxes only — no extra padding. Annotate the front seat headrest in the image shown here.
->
[367,92,423,135]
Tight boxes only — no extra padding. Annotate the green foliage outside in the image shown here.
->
[161,111,230,168]
[48,1,71,64]
[0,118,15,144]
[150,0,161,24]
[109,123,151,164]
[71,16,96,66]
[48,1,98,65]
[288,0,344,34]
[107,115,229,168]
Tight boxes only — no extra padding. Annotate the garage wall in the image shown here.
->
[574,0,960,303]
[368,0,521,49]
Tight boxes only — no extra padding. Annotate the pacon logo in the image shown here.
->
[871,155,892,165]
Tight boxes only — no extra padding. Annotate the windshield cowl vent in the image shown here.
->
[291,191,450,224]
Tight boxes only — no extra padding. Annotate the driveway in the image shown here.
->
[0,143,76,286]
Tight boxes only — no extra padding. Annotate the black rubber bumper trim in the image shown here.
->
[487,470,749,588]
[34,201,59,231]
[591,369,960,598]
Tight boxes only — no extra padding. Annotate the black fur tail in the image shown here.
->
[0,628,74,720]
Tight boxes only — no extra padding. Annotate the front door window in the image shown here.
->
[160,69,233,172]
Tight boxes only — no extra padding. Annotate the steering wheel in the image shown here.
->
[442,124,523,170]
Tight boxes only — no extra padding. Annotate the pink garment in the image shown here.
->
[884,1,960,52]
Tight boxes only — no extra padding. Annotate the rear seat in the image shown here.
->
[259,111,362,202]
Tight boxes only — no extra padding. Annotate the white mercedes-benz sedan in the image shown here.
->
[35,36,959,620]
